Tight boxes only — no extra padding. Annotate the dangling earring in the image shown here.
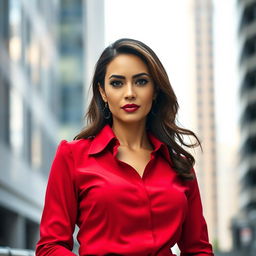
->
[103,102,111,119]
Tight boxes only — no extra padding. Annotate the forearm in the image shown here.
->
[36,243,77,256]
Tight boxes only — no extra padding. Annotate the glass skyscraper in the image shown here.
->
[0,0,60,249]
[0,0,105,251]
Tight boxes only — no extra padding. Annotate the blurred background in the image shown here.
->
[0,0,255,255]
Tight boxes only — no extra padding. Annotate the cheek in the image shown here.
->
[105,90,120,109]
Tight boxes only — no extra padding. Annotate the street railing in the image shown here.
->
[0,247,34,256]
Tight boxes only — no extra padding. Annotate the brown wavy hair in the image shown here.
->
[74,38,201,179]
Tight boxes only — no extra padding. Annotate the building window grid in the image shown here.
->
[240,3,256,29]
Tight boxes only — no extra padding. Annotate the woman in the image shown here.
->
[36,38,214,256]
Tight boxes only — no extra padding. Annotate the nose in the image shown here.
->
[124,83,136,100]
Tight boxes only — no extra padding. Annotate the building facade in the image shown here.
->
[0,0,60,249]
[58,0,105,139]
[0,0,105,251]
[233,0,256,254]
[190,0,218,246]
[58,0,84,138]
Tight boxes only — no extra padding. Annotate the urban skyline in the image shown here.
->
[0,0,250,255]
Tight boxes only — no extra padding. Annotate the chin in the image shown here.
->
[113,115,147,125]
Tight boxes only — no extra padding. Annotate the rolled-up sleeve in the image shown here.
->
[177,169,214,256]
[36,140,78,256]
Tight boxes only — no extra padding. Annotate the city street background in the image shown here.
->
[0,0,255,255]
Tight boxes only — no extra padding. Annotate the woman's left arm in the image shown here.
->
[177,169,215,256]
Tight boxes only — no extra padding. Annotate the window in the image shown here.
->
[10,87,24,156]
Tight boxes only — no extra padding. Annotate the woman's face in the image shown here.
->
[99,54,157,126]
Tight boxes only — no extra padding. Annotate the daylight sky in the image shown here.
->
[104,0,239,147]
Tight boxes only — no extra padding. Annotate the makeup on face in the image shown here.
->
[100,54,156,123]
[121,103,140,112]
[108,73,151,89]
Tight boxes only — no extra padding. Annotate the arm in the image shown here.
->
[36,141,78,256]
[177,169,214,256]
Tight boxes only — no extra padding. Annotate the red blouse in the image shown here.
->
[36,124,214,256]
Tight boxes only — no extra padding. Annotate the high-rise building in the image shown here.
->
[0,0,105,251]
[190,0,218,245]
[58,0,84,138]
[83,0,105,110]
[232,0,256,253]
[0,0,60,249]
[58,0,105,139]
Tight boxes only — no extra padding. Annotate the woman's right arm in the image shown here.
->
[36,140,78,256]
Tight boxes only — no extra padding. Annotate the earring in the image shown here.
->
[103,102,111,119]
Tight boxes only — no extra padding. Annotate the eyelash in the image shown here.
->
[110,79,149,87]
[110,80,123,87]
[136,79,148,86]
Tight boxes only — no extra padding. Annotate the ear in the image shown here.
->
[98,83,107,102]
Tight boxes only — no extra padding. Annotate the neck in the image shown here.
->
[111,119,152,150]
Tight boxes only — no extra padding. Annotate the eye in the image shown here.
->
[110,80,123,87]
[136,78,148,86]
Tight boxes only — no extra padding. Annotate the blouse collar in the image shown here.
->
[88,124,172,165]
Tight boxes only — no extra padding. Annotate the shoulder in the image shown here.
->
[56,137,93,161]
[57,138,93,156]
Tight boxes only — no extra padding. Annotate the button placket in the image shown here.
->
[140,170,156,251]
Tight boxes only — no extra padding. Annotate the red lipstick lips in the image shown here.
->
[121,104,140,113]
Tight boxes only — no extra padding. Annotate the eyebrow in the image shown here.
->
[108,72,150,80]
